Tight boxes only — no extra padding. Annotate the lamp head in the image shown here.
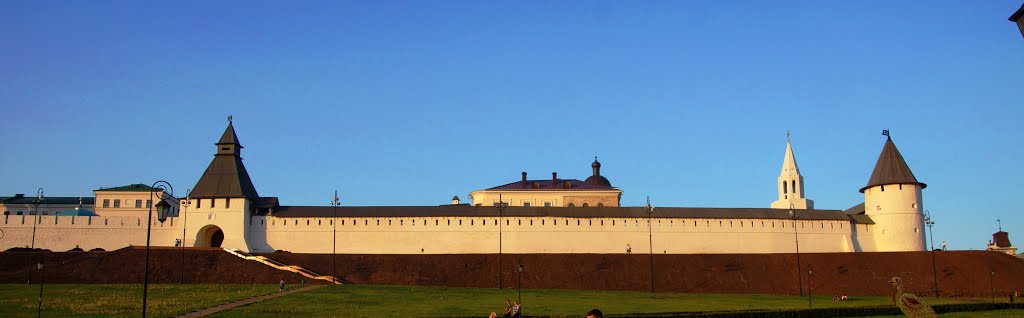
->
[518,264,523,273]
[155,199,172,223]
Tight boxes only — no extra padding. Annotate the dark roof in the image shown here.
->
[268,205,869,223]
[218,122,241,146]
[993,231,1013,248]
[843,202,865,215]
[860,137,926,193]
[190,123,259,199]
[1,195,95,205]
[95,184,158,192]
[254,197,280,209]
[584,175,612,187]
[486,179,616,191]
[1011,4,1024,22]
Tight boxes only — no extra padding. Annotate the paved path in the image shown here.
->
[174,285,325,318]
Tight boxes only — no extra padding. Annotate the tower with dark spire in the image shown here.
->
[185,118,259,251]
[862,131,927,252]
[190,119,259,200]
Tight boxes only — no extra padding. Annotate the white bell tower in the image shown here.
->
[771,132,814,209]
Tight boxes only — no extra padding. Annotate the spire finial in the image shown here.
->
[998,219,1002,232]
[787,130,790,142]
[228,115,233,124]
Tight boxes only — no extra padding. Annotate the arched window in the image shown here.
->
[582,203,589,207]
[567,203,575,207]
[598,203,604,207]
[782,181,788,194]
[791,180,796,193]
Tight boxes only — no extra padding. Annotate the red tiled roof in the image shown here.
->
[486,179,616,191]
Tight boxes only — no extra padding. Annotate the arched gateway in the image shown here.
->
[196,225,225,248]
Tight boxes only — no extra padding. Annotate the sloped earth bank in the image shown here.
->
[2,249,1022,297]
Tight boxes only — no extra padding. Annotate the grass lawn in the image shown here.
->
[209,284,1007,317]
[857,309,1024,318]
[0,284,280,318]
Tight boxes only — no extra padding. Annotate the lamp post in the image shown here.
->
[924,210,938,297]
[645,196,655,293]
[181,189,190,284]
[331,191,340,284]
[496,195,508,289]
[789,203,803,297]
[517,263,523,313]
[28,188,44,284]
[36,255,44,318]
[807,266,813,308]
[142,181,174,318]
[991,271,996,304]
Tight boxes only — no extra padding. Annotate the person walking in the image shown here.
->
[279,279,285,292]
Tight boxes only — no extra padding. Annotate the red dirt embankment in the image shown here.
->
[262,251,1024,297]
[2,249,1022,297]
[0,247,322,285]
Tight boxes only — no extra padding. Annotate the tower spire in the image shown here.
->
[771,132,813,209]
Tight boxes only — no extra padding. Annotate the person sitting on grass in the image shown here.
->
[511,301,520,318]
[586,309,603,318]
[488,312,497,318]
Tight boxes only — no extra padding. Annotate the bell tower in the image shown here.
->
[771,132,814,209]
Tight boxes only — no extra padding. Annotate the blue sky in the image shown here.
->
[1,1,1022,251]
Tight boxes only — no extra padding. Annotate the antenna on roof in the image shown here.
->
[228,115,233,124]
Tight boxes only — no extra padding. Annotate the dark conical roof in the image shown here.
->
[191,123,259,199]
[859,137,926,193]
[218,122,242,147]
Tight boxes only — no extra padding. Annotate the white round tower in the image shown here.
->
[860,133,927,252]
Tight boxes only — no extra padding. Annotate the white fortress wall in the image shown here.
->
[0,215,186,252]
[247,215,863,254]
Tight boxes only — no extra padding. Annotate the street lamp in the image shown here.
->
[517,263,524,313]
[496,194,508,289]
[645,196,656,293]
[924,210,938,297]
[28,188,44,284]
[142,180,174,318]
[807,266,813,308]
[331,191,340,284]
[180,189,191,284]
[991,271,996,304]
[36,257,44,318]
[789,203,803,296]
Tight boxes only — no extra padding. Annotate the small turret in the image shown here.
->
[584,157,612,187]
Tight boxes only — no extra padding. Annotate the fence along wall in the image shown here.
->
[247,215,867,254]
[0,215,184,252]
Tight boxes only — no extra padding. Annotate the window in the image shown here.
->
[135,200,142,208]
[211,199,216,208]
[791,180,796,193]
[523,202,531,207]
[912,203,917,208]
[567,203,575,207]
[146,200,152,208]
[225,198,230,208]
[598,203,604,207]
[582,203,589,207]
[103,199,110,208]
[196,199,201,208]
[782,181,787,194]
[544,202,552,207]
[113,200,120,208]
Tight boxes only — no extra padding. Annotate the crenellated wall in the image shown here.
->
[0,214,185,252]
[1,212,873,254]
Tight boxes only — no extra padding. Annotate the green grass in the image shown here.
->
[0,284,280,318]
[208,284,1006,317]
[856,309,1024,317]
